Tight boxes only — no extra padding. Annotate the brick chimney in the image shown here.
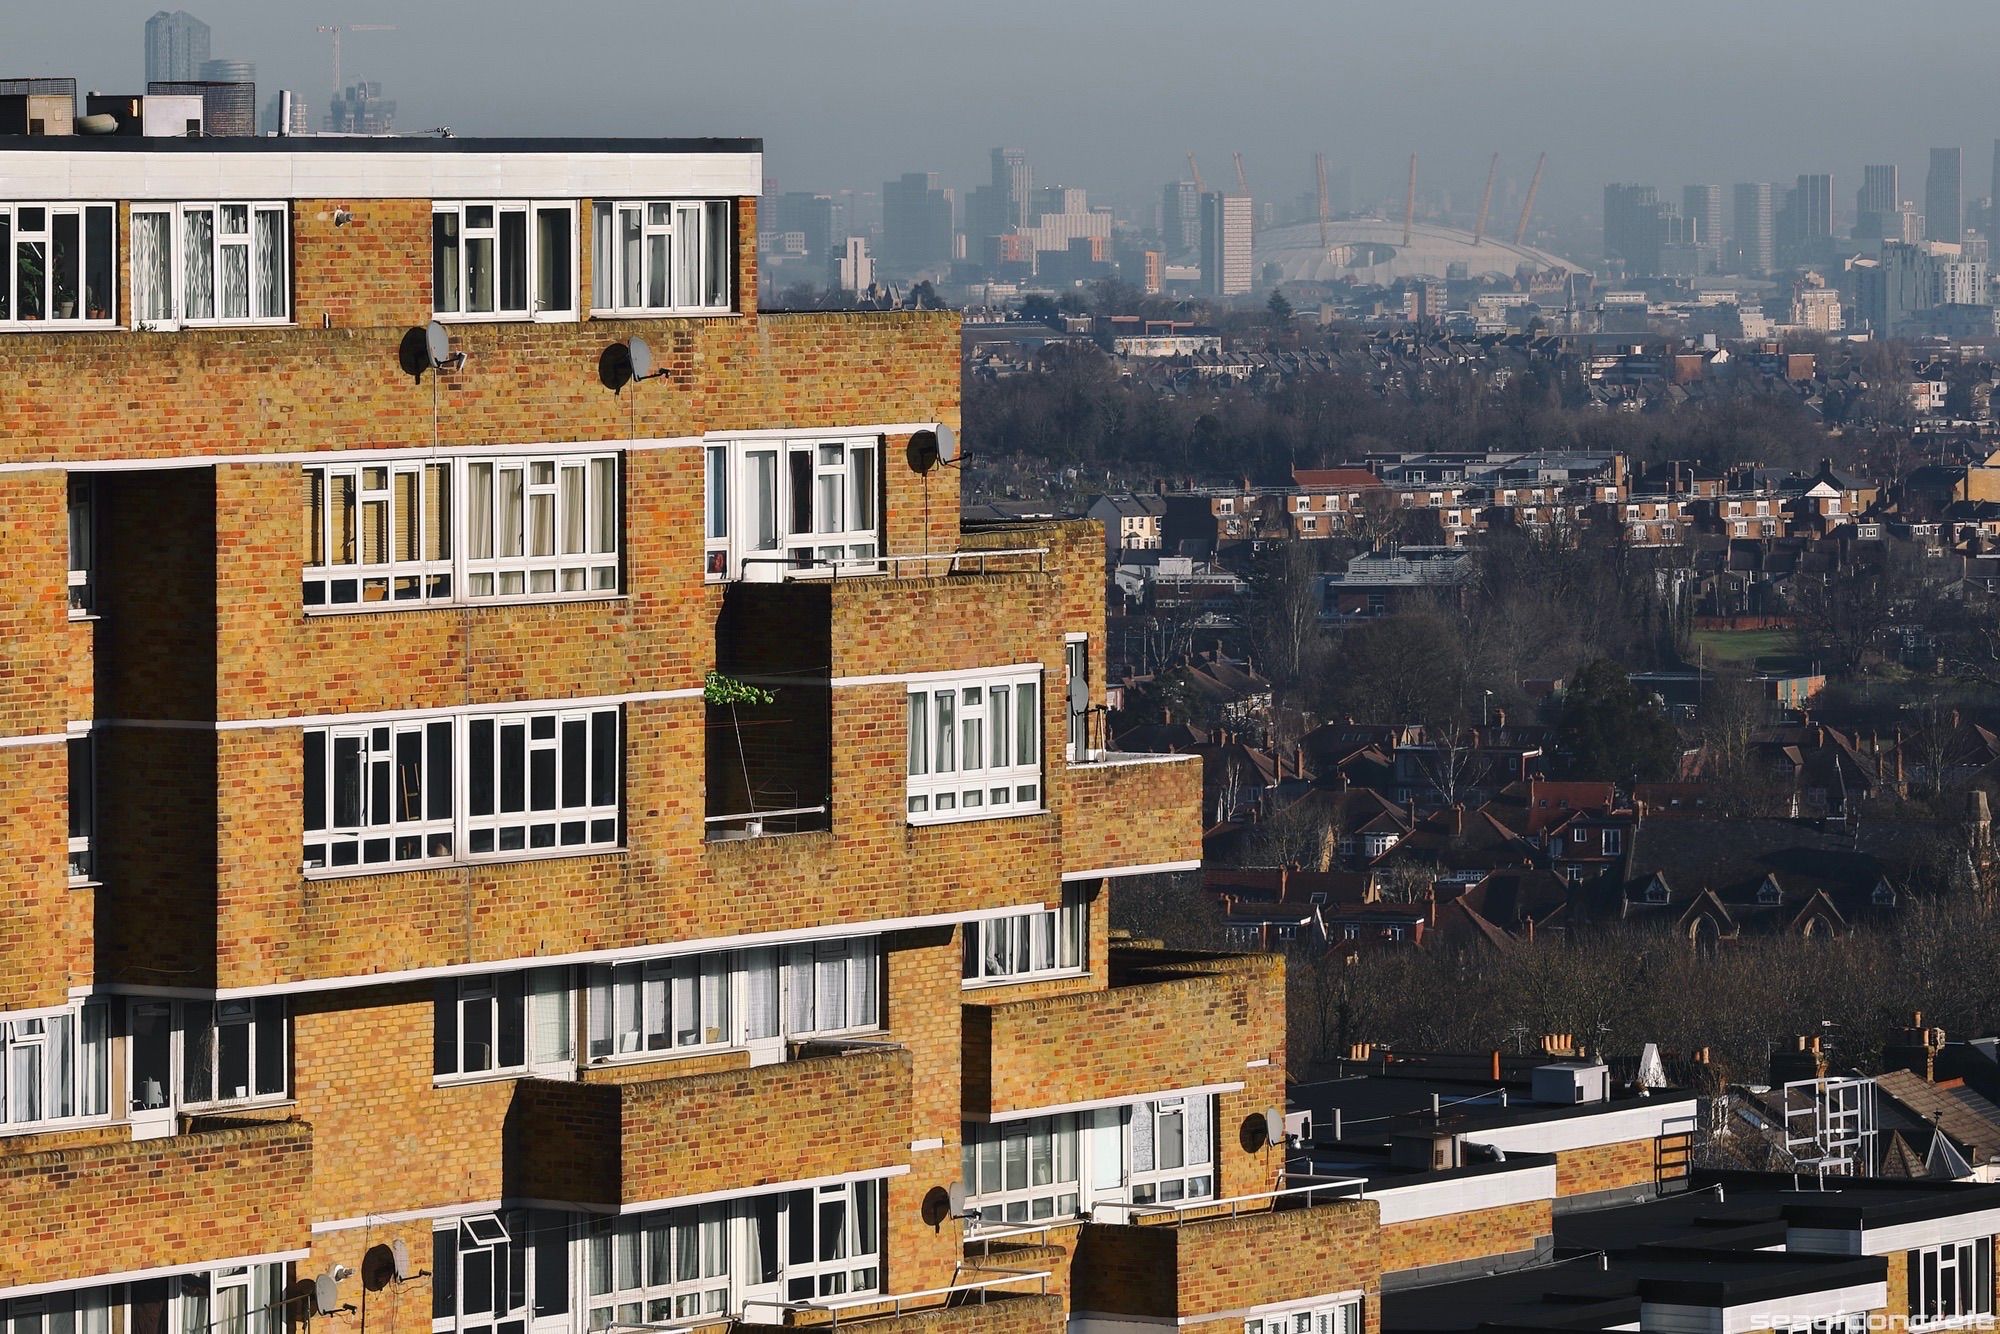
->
[1770,1034,1829,1085]
[1883,1011,1946,1081]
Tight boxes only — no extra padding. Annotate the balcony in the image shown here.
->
[961,948,1282,1120]
[1069,1186,1380,1324]
[507,1041,911,1210]
[749,1279,1062,1334]
[707,581,832,841]
[1056,753,1201,880]
[0,1117,312,1289]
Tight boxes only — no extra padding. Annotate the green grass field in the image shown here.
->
[1691,628,1795,666]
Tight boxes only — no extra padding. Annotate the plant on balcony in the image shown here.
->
[705,670,777,829]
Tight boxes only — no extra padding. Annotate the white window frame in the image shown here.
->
[432,1212,537,1334]
[1126,1093,1215,1205]
[1065,634,1092,763]
[67,731,95,884]
[178,997,289,1109]
[302,704,621,875]
[590,199,734,316]
[304,452,621,611]
[906,669,1043,825]
[433,967,572,1083]
[1911,1237,1993,1329]
[165,1264,285,1334]
[962,1113,1081,1226]
[1246,1295,1365,1334]
[0,202,117,329]
[130,201,290,328]
[432,201,578,322]
[704,436,881,581]
[67,474,94,617]
[963,888,1087,986]
[585,1203,732,1329]
[0,1002,111,1133]
[0,1289,111,1334]
[779,1180,882,1302]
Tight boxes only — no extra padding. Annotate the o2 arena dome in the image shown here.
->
[1256,218,1579,286]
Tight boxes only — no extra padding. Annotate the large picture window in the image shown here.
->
[591,200,732,315]
[304,452,618,609]
[124,998,286,1121]
[1,203,115,327]
[1911,1237,1994,1329]
[1128,1094,1214,1205]
[586,1204,730,1329]
[302,705,620,873]
[433,202,576,321]
[1246,1297,1364,1334]
[433,968,572,1081]
[962,1114,1080,1226]
[781,1180,881,1301]
[704,436,880,580]
[0,1288,110,1334]
[907,670,1042,823]
[130,203,288,326]
[0,1002,110,1131]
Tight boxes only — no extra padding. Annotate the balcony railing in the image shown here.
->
[741,1269,1052,1329]
[1120,1174,1368,1224]
[704,804,830,841]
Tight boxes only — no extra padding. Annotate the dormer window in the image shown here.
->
[1872,882,1897,906]
[1642,878,1668,904]
[1757,879,1783,905]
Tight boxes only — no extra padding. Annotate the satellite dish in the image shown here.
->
[906,429,941,473]
[946,1180,967,1216]
[934,422,958,464]
[629,336,654,380]
[425,320,451,365]
[1262,1107,1285,1148]
[312,1273,338,1317]
[391,1238,412,1282]
[1067,670,1090,717]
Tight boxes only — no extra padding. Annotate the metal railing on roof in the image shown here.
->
[1121,1174,1367,1223]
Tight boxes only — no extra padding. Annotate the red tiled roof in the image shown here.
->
[1292,468,1383,490]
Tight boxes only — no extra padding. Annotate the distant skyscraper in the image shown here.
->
[1683,185,1723,248]
[144,9,210,84]
[200,57,252,85]
[1199,192,1253,296]
[771,192,835,263]
[1856,164,1898,239]
[323,81,395,135]
[991,148,1031,231]
[1162,180,1200,255]
[1732,182,1775,273]
[1795,173,1832,243]
[263,89,309,136]
[1602,183,1663,276]
[880,172,954,275]
[1990,140,2000,237]
[1928,147,1963,243]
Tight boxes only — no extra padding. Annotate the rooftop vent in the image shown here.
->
[1531,1061,1610,1106]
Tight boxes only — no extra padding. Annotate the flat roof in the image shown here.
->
[1292,1069,1693,1141]
[0,134,761,154]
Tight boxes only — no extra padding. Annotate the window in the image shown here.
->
[180,998,287,1107]
[433,202,576,320]
[1,203,115,327]
[167,1264,285,1334]
[433,967,571,1081]
[584,938,879,1064]
[781,1180,881,1300]
[962,1114,1080,1225]
[67,733,94,883]
[304,453,620,609]
[586,1204,730,1329]
[0,1289,110,1334]
[1216,499,1234,515]
[1128,1094,1213,1204]
[1910,1237,1993,1328]
[130,203,289,326]
[1601,828,1621,855]
[302,704,620,873]
[1246,1297,1363,1334]
[704,437,880,579]
[963,889,1086,984]
[906,671,1042,823]
[0,1002,109,1130]
[590,200,733,315]
[1065,637,1089,763]
[434,1211,570,1334]
[67,475,94,614]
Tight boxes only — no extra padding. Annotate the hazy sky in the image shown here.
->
[12,0,2000,222]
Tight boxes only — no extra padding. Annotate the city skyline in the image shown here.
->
[9,0,2000,221]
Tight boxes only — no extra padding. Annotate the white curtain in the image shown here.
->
[498,467,525,557]
[561,465,586,555]
[254,209,283,317]
[467,463,494,560]
[181,208,214,318]
[132,212,172,322]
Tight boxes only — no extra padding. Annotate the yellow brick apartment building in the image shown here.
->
[0,116,1402,1334]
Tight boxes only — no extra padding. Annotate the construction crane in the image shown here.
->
[1315,152,1331,249]
[1472,151,1499,246]
[1186,150,1204,196]
[1514,151,1547,246]
[1403,153,1417,246]
[1232,150,1249,197]
[315,23,397,96]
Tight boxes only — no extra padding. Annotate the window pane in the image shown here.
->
[133,212,172,322]
[535,207,571,314]
[620,207,643,308]
[83,206,112,320]
[647,231,668,308]
[499,468,526,558]
[590,711,617,808]
[182,208,214,318]
[470,719,496,816]
[182,1001,215,1103]
[788,449,814,538]
[704,201,730,307]
[675,205,702,308]
[254,998,286,1096]
[500,723,527,814]
[498,209,528,313]
[591,204,615,309]
[220,237,249,319]
[254,209,284,318]
[52,210,79,319]
[592,458,618,555]
[467,234,495,313]
[848,447,876,534]
[907,694,928,776]
[433,212,462,312]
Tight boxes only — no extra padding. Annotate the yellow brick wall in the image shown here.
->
[1378,1198,1551,1274]
[1556,1137,1663,1198]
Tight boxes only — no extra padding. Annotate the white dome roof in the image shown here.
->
[1256,217,1579,285]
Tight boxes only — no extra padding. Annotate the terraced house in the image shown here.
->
[0,94,1406,1334]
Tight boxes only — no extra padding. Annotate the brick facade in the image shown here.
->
[1378,1199,1552,1275]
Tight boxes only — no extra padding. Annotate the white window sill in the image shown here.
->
[67,611,99,623]
[303,591,628,618]
[432,312,577,325]
[0,1113,117,1139]
[586,1042,735,1070]
[303,844,625,881]
[589,307,736,320]
[183,1096,296,1117]
[133,320,297,333]
[961,968,1088,992]
[68,877,101,891]
[906,807,1048,830]
[0,320,119,334]
[433,1068,540,1089]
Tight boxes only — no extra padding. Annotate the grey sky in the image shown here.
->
[12,0,2000,221]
